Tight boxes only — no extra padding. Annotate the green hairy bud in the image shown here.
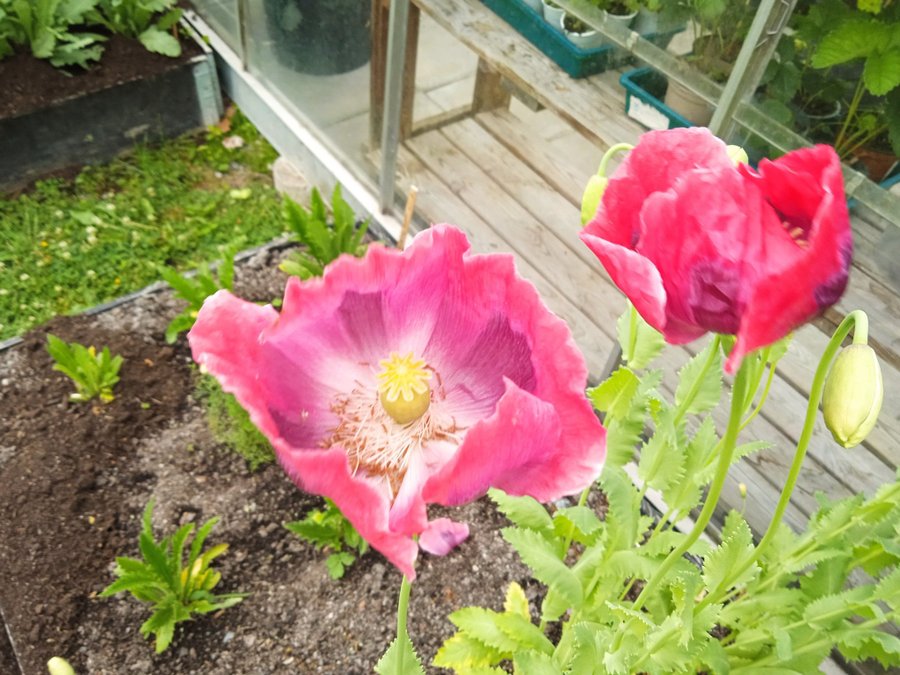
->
[822,344,883,448]
[47,657,76,675]
[581,174,608,225]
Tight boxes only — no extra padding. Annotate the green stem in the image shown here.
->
[698,311,869,612]
[632,361,750,612]
[397,574,412,641]
[739,362,775,432]
[835,79,866,156]
[627,303,639,365]
[597,143,634,178]
[674,335,723,426]
[560,486,592,559]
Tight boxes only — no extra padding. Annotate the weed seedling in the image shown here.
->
[160,246,236,343]
[100,501,246,653]
[279,185,369,279]
[284,499,369,579]
[46,334,123,403]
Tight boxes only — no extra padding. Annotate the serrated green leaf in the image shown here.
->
[600,465,641,552]
[587,367,639,420]
[637,407,685,493]
[617,305,664,370]
[702,511,758,596]
[863,46,900,95]
[375,634,425,675]
[837,628,900,667]
[554,506,602,542]
[675,340,723,416]
[512,650,558,674]
[803,586,874,628]
[325,553,346,579]
[433,632,504,670]
[494,613,554,655]
[449,607,518,652]
[502,528,582,606]
[504,582,530,620]
[775,630,793,661]
[489,489,554,534]
[812,19,889,68]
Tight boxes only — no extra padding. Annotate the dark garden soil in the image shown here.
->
[0,244,535,674]
[0,33,202,120]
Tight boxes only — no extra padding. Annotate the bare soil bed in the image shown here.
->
[0,244,533,674]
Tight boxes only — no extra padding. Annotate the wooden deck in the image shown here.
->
[388,106,899,537]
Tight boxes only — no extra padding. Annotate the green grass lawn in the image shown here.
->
[0,110,285,341]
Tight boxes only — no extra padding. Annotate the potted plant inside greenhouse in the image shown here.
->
[262,0,372,75]
[794,0,900,182]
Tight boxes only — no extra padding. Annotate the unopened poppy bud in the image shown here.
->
[726,145,749,166]
[47,657,76,675]
[738,483,747,499]
[581,174,608,225]
[822,344,883,448]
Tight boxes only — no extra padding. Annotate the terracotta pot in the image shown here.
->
[664,78,713,127]
[853,147,899,183]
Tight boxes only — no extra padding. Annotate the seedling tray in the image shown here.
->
[619,66,691,130]
[481,0,679,79]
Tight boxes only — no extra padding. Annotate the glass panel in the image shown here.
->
[241,0,375,177]
[190,0,242,55]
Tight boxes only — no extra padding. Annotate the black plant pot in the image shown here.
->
[264,0,372,75]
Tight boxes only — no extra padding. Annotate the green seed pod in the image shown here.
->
[822,344,883,448]
[47,657,76,675]
[581,174,608,225]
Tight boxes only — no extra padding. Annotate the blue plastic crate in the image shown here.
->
[619,66,691,130]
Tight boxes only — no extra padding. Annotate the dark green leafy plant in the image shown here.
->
[88,0,182,56]
[195,373,275,470]
[100,501,246,653]
[434,306,900,673]
[284,499,370,579]
[279,185,369,279]
[0,0,105,68]
[46,334,123,402]
[159,246,236,344]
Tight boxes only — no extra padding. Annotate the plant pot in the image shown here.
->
[560,14,605,50]
[541,0,566,32]
[520,0,542,11]
[632,7,659,34]
[664,77,713,127]
[263,0,372,75]
[0,22,222,192]
[853,147,899,184]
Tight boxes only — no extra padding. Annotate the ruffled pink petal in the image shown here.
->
[188,291,283,441]
[423,380,602,506]
[579,231,673,337]
[276,445,420,579]
[419,518,470,556]
[587,127,733,243]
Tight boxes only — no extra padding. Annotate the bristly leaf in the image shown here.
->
[617,304,665,370]
[702,511,759,597]
[675,340,723,416]
[504,582,531,620]
[588,367,640,420]
[433,632,504,670]
[501,528,583,606]
[375,634,425,675]
[489,489,554,534]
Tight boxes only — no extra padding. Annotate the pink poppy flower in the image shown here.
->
[580,127,852,373]
[189,225,605,578]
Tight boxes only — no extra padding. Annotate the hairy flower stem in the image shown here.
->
[396,574,413,650]
[698,311,870,612]
[597,143,634,178]
[632,362,750,612]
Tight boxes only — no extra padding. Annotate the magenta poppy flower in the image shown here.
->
[580,128,852,373]
[189,225,605,578]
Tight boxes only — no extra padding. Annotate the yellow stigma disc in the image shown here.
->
[377,352,432,424]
